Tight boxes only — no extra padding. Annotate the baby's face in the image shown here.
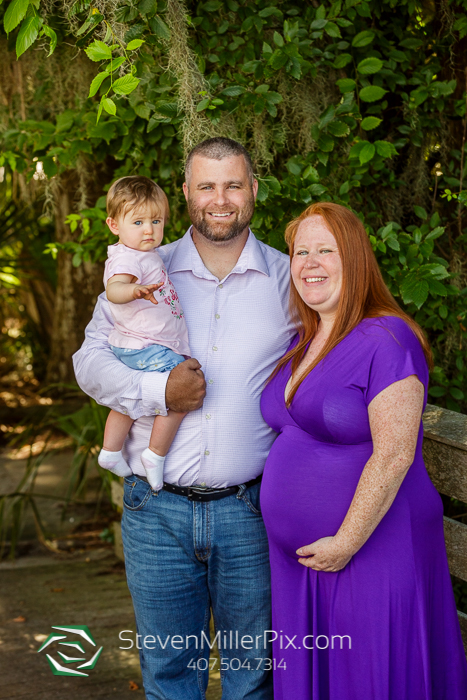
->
[107,204,164,251]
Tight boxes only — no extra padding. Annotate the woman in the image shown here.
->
[260,202,467,699]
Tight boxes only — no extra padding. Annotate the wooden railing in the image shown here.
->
[110,403,467,651]
[422,404,467,651]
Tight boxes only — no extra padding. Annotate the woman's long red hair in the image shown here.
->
[275,202,433,406]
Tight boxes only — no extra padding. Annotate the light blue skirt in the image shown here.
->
[110,343,185,372]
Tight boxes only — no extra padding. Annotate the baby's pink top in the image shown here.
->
[103,243,190,356]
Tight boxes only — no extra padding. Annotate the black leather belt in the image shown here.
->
[136,474,262,501]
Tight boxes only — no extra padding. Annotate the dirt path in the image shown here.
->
[0,551,222,699]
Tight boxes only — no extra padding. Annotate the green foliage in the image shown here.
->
[1,0,467,411]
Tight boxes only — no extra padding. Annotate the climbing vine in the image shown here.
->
[1,0,467,410]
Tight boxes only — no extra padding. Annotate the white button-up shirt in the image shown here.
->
[73,228,295,487]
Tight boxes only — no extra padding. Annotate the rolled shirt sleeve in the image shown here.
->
[72,293,169,419]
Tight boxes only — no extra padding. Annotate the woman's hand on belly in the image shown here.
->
[296,536,354,572]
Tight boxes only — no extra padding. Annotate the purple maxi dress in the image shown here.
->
[260,316,467,700]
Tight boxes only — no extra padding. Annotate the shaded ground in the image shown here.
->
[0,449,222,699]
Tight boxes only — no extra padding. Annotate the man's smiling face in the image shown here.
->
[183,154,258,243]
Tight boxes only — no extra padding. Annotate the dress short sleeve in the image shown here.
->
[103,244,144,286]
[364,317,429,407]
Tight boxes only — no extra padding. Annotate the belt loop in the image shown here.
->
[236,483,246,498]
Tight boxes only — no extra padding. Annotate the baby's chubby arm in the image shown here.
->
[106,273,162,305]
[73,293,169,419]
[73,294,207,419]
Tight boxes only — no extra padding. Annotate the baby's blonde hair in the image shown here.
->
[106,176,170,221]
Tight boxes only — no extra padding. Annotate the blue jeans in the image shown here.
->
[121,477,273,700]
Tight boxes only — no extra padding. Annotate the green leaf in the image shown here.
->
[259,7,283,18]
[42,24,57,56]
[154,101,178,118]
[352,30,375,47]
[360,116,382,131]
[303,165,319,182]
[359,85,387,102]
[273,31,284,47]
[328,120,350,137]
[127,39,145,50]
[112,74,141,95]
[318,134,335,152]
[359,142,375,164]
[149,16,171,40]
[333,53,352,69]
[85,40,112,62]
[357,57,383,75]
[319,105,335,129]
[310,18,327,30]
[16,15,41,58]
[88,71,108,98]
[286,157,302,175]
[309,183,327,196]
[4,0,29,33]
[262,176,281,195]
[450,387,464,401]
[428,279,448,296]
[325,21,341,38]
[138,0,157,14]
[375,140,397,157]
[102,97,116,115]
[256,179,269,202]
[400,275,429,308]
[414,205,427,220]
[221,85,245,97]
[428,386,447,397]
[336,78,356,93]
[105,57,126,73]
[41,156,58,178]
[386,237,400,251]
[56,111,74,132]
[425,227,444,241]
[410,87,428,106]
[196,98,210,112]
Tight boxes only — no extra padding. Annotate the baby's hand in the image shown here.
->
[133,283,163,305]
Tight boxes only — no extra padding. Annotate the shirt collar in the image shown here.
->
[167,226,270,280]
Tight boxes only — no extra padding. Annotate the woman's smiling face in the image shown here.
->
[291,215,343,320]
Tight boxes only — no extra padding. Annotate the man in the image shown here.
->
[73,138,295,699]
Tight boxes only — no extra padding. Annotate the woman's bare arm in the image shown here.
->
[296,374,424,571]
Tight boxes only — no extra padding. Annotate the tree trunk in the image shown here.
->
[45,172,104,386]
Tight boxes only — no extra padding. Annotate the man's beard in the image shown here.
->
[187,194,255,243]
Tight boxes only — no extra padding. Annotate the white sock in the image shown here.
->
[98,449,132,477]
[140,448,165,490]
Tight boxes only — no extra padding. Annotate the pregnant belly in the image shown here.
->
[261,425,373,557]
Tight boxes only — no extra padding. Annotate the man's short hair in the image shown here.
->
[185,138,254,185]
[106,176,170,221]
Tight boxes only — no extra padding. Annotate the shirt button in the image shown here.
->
[208,379,213,384]
[218,284,223,289]
[204,450,210,456]
[215,314,220,319]
[155,409,160,415]
[212,346,218,351]
[206,414,211,420]
[201,482,206,486]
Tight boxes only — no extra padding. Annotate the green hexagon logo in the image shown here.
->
[37,625,103,677]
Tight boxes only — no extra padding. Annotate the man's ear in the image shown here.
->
[106,217,119,236]
[182,182,189,201]
[252,178,259,200]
